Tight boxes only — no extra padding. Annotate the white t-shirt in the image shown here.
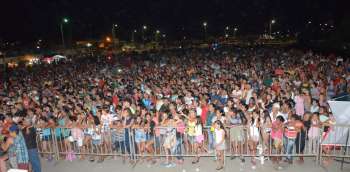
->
[215,129,225,144]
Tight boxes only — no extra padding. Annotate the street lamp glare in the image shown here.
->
[234,27,238,31]
[114,24,118,27]
[63,18,69,23]
[143,25,147,30]
[225,26,229,30]
[156,30,160,34]
[271,19,276,24]
[134,30,137,33]
[203,22,207,27]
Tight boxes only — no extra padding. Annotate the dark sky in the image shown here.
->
[0,0,347,43]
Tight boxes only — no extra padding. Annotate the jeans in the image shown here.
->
[284,137,295,161]
[207,129,214,151]
[114,141,125,154]
[175,136,183,160]
[28,148,41,172]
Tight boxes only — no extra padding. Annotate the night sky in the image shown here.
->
[0,0,347,43]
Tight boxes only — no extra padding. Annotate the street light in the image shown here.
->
[142,25,147,42]
[155,30,161,42]
[106,36,111,42]
[203,22,207,41]
[60,17,69,48]
[234,27,238,38]
[225,26,229,30]
[132,29,137,42]
[269,19,276,37]
[112,24,118,48]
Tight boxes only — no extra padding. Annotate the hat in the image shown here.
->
[9,124,19,133]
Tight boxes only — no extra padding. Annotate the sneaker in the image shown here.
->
[165,163,176,168]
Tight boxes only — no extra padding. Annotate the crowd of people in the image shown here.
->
[0,46,349,171]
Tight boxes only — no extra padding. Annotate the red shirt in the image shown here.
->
[201,105,208,125]
[112,95,119,106]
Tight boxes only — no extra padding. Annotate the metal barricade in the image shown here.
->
[36,124,350,167]
[319,124,350,170]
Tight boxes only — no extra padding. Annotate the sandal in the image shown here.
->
[216,166,224,170]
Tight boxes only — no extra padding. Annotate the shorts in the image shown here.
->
[135,132,146,143]
[196,135,204,143]
[146,133,154,141]
[42,135,52,141]
[92,139,102,145]
[230,126,243,142]
[216,143,226,151]
[273,138,282,149]
[188,135,195,144]
[17,163,29,170]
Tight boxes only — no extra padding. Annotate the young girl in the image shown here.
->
[248,111,260,168]
[133,116,146,161]
[192,116,204,164]
[144,113,155,163]
[308,113,320,154]
[163,115,176,168]
[214,120,226,170]
[271,116,284,166]
[227,109,243,160]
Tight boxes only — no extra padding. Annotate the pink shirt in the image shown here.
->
[271,121,283,140]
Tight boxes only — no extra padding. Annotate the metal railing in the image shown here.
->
[35,125,350,166]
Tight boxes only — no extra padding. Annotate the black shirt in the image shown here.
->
[22,127,38,149]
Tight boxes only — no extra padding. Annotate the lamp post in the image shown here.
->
[132,29,137,42]
[269,19,276,37]
[155,30,160,42]
[234,27,238,38]
[112,24,118,49]
[203,22,207,41]
[60,18,69,48]
[142,25,147,42]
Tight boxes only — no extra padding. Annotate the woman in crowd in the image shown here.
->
[214,120,226,170]
[192,116,204,164]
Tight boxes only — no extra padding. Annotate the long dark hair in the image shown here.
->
[215,120,225,130]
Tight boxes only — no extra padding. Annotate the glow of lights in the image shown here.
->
[86,43,92,47]
[106,37,111,42]
[203,22,207,27]
[143,25,147,30]
[271,19,276,24]
[36,46,40,49]
[162,34,166,38]
[107,56,112,60]
[225,34,229,38]
[134,30,137,33]
[308,21,312,24]
[63,18,69,23]
[156,30,160,34]
[114,24,118,28]
[234,27,238,31]
[225,26,229,30]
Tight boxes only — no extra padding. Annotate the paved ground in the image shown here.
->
[41,157,350,172]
